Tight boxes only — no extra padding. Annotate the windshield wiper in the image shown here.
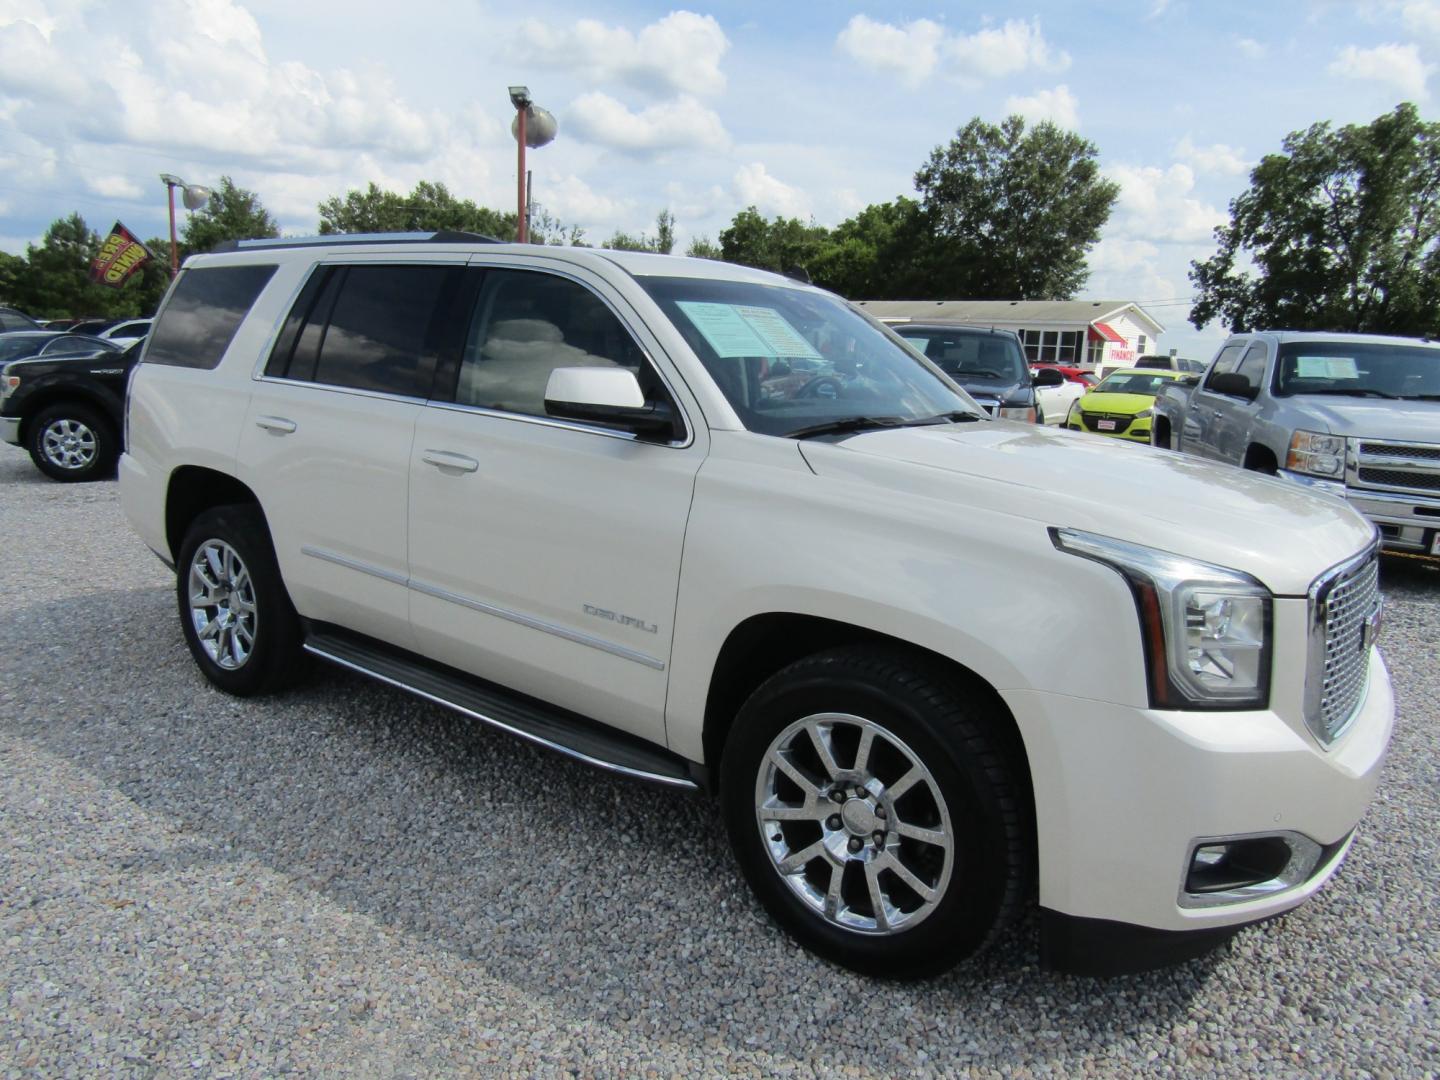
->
[1403,393,1440,401]
[787,411,983,439]
[787,416,912,440]
[1301,387,1401,399]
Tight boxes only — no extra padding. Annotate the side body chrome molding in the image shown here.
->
[300,545,666,671]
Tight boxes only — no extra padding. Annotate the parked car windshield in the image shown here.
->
[1093,371,1180,396]
[892,326,1028,386]
[638,276,979,436]
[1275,341,1440,399]
[0,333,56,362]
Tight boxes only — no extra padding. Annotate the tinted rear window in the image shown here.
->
[145,264,277,369]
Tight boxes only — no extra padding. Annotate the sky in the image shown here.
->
[0,1,1435,358]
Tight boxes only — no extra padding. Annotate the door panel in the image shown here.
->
[239,383,419,649]
[407,409,702,743]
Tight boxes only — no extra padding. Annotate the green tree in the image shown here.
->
[318,180,514,237]
[686,235,722,260]
[603,209,677,253]
[1190,103,1440,334]
[181,176,280,254]
[810,198,929,298]
[914,115,1118,299]
[719,207,831,276]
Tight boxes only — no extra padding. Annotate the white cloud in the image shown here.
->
[835,15,945,86]
[947,18,1071,78]
[1105,162,1227,245]
[540,174,629,227]
[1235,36,1267,58]
[515,11,729,97]
[1147,0,1173,18]
[1174,135,1251,176]
[733,162,809,219]
[566,92,729,153]
[836,15,1068,85]
[1005,85,1079,129]
[86,175,144,200]
[1401,1,1440,39]
[1329,43,1433,99]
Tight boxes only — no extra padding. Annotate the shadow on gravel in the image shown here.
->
[3,584,1214,1072]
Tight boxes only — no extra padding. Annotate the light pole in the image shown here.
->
[159,174,213,275]
[508,86,557,243]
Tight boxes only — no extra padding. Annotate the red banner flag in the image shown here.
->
[89,222,152,288]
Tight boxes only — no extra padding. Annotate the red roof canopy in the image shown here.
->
[1088,321,1126,344]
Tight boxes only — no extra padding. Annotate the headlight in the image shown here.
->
[999,405,1036,423]
[1286,430,1345,478]
[1051,528,1272,709]
[1135,408,1152,419]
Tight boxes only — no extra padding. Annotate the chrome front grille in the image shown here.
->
[1304,546,1382,745]
[1349,439,1440,495]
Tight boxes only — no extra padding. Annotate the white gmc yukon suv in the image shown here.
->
[120,234,1393,977]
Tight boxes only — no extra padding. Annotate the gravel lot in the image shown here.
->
[2,444,1438,1078]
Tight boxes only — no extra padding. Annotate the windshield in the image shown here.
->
[1093,371,1177,396]
[896,327,1027,385]
[1275,341,1440,399]
[638,276,978,436]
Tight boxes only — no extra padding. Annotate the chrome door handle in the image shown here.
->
[422,449,479,473]
[1212,410,1224,420]
[255,415,296,434]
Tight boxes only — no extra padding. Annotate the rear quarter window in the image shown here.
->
[145,264,277,370]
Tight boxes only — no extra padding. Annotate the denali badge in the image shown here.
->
[583,604,659,634]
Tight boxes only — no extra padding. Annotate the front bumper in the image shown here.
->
[1001,647,1392,953]
[1276,469,1440,557]
[1067,415,1153,442]
[0,415,20,446]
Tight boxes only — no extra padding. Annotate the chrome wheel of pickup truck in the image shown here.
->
[27,403,117,483]
[756,713,953,935]
[188,539,257,671]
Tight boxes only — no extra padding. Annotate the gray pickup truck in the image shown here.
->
[1152,330,1440,558]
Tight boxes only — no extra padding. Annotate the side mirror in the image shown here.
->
[1179,373,1200,386]
[1207,371,1258,400]
[1032,367,1065,387]
[544,367,680,441]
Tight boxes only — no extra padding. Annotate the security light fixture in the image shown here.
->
[159,174,213,276]
[508,85,532,109]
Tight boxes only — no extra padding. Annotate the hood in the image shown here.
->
[1290,395,1440,443]
[797,420,1376,596]
[1078,392,1156,414]
[951,376,1028,407]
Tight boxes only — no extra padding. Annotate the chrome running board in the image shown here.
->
[303,623,700,790]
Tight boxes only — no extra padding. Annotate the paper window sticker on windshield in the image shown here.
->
[734,306,823,359]
[901,336,930,353]
[676,301,774,358]
[1296,356,1359,379]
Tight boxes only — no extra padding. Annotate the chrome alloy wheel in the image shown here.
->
[40,418,97,471]
[755,713,953,935]
[188,540,257,670]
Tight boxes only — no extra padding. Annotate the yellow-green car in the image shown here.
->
[1065,368,1191,443]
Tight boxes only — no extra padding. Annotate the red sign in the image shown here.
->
[89,222,152,288]
[1109,348,1135,363]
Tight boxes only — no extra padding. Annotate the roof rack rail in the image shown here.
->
[210,231,504,253]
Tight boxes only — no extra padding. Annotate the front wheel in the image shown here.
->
[27,403,117,482]
[720,647,1030,978]
[176,505,305,696]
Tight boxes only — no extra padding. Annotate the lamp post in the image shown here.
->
[507,86,557,243]
[158,174,213,275]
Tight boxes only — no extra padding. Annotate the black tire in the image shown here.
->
[27,402,118,482]
[721,646,1029,979]
[175,504,305,696]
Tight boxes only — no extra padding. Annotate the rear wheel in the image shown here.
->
[721,646,1029,978]
[176,505,305,696]
[28,403,117,482]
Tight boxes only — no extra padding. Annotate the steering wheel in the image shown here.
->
[797,375,844,400]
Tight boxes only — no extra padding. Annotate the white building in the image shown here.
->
[855,299,1166,370]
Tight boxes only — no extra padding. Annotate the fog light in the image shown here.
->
[1180,832,1327,908]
